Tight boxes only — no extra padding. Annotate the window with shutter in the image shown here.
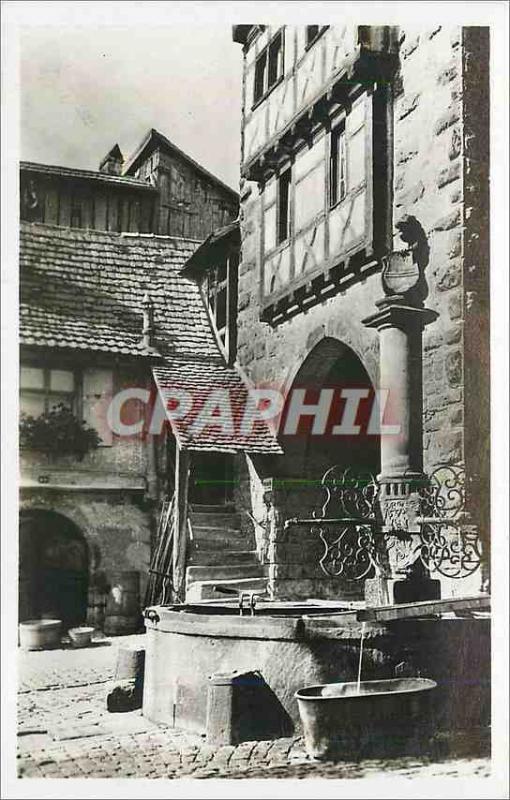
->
[82,368,114,446]
[329,92,373,262]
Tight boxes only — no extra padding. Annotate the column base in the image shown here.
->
[365,576,441,607]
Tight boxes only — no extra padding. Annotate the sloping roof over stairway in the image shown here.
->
[152,357,283,455]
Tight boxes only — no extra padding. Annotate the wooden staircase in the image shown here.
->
[186,504,267,601]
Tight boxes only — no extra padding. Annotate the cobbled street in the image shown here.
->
[16,633,492,781]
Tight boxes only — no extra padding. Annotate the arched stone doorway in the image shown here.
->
[278,337,380,482]
[19,510,89,629]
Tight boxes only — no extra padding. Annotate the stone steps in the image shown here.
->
[187,549,259,566]
[191,512,242,529]
[186,563,266,586]
[186,577,268,602]
[186,504,263,602]
[189,526,250,551]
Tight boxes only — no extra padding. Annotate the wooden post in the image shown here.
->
[173,447,191,602]
[226,250,239,366]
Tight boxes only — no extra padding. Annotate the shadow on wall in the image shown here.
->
[19,509,89,629]
[208,670,294,743]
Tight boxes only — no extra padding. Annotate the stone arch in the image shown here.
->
[277,336,380,481]
[19,495,102,572]
[281,331,379,405]
[19,508,89,629]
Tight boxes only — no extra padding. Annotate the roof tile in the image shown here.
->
[153,358,282,455]
[20,222,216,359]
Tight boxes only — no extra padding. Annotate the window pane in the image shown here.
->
[268,33,283,87]
[306,26,319,45]
[47,394,73,412]
[278,170,291,244]
[254,51,267,103]
[20,366,44,390]
[20,393,45,418]
[330,125,346,206]
[50,369,75,392]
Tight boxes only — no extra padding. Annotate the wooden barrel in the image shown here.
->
[86,586,106,630]
[104,571,141,635]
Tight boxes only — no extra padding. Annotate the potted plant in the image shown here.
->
[19,404,102,461]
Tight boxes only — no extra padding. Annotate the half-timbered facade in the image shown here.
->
[225,24,490,604]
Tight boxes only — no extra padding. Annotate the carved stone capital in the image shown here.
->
[378,480,425,578]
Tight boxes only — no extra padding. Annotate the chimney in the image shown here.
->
[99,144,124,176]
[142,292,155,350]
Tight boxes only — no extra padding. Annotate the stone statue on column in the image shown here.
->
[362,215,440,606]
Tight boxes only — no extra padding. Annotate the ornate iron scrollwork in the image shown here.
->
[285,463,484,583]
[313,466,380,581]
[416,465,483,579]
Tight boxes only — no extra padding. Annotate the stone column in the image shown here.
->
[362,296,439,605]
[364,299,436,479]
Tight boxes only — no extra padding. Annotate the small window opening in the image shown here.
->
[254,51,267,104]
[278,169,291,244]
[330,123,347,207]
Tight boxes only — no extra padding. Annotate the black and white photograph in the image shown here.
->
[1,2,508,797]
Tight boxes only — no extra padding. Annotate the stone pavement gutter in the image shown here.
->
[17,633,491,781]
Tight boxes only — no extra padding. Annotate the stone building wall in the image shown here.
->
[19,361,156,621]
[19,490,153,598]
[233,26,488,599]
[394,26,466,472]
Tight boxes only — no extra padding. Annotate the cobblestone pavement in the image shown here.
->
[16,634,492,781]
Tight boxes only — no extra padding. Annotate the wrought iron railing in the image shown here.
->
[285,463,485,582]
[414,465,483,580]
[285,466,381,581]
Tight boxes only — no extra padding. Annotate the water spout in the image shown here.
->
[356,621,366,694]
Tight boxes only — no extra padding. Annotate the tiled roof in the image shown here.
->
[153,358,283,455]
[181,220,240,280]
[20,222,281,454]
[19,222,219,358]
[20,161,157,191]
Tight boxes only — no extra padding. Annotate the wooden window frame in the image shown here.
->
[260,84,390,313]
[252,28,285,109]
[277,167,292,245]
[20,365,79,416]
[329,120,347,208]
[70,199,83,229]
[305,25,328,50]
[206,251,239,364]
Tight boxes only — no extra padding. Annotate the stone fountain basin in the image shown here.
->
[142,603,489,741]
[296,677,437,760]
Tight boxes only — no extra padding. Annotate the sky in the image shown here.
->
[20,22,243,191]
